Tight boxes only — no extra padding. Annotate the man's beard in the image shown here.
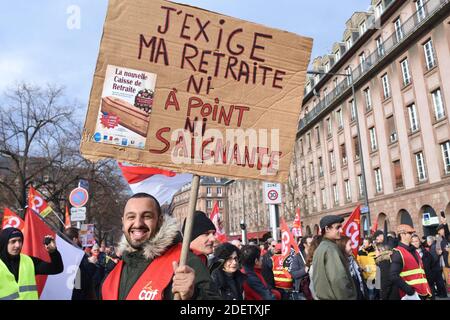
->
[125,231,151,250]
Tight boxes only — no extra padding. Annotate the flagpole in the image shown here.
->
[174,174,200,300]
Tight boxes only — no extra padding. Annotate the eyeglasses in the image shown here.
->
[227,256,239,262]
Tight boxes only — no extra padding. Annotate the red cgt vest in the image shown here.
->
[272,254,293,290]
[102,244,182,300]
[394,246,432,298]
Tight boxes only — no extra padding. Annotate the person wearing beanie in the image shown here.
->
[0,227,63,300]
[182,211,217,266]
[209,243,246,300]
[101,193,220,300]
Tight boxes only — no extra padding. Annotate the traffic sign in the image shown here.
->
[264,182,282,204]
[70,207,86,221]
[69,187,89,208]
[360,205,369,214]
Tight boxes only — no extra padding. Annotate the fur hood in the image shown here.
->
[118,215,180,260]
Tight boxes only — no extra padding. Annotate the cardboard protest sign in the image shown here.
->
[80,0,312,183]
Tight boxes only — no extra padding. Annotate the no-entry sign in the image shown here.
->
[264,182,282,204]
[69,187,89,208]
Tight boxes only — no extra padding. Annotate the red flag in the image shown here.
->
[280,218,300,259]
[22,208,84,299]
[209,201,227,243]
[22,208,54,296]
[341,205,361,257]
[64,205,71,229]
[370,219,378,235]
[292,207,302,237]
[28,186,54,218]
[2,208,25,230]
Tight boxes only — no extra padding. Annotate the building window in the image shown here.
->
[394,18,403,43]
[350,99,356,121]
[335,49,341,62]
[315,127,320,145]
[369,127,378,151]
[364,87,372,111]
[299,139,304,155]
[312,192,317,210]
[344,180,351,202]
[345,67,352,85]
[359,20,367,35]
[333,184,339,205]
[393,160,403,188]
[336,109,344,129]
[432,89,445,121]
[309,162,315,181]
[307,132,312,150]
[318,157,324,177]
[218,200,223,208]
[387,116,397,143]
[375,1,383,18]
[400,58,411,86]
[358,175,364,199]
[206,187,212,196]
[441,141,450,174]
[321,188,327,209]
[217,187,222,196]
[302,167,306,184]
[381,74,391,99]
[340,143,347,166]
[407,103,419,133]
[376,36,385,57]
[327,118,332,136]
[423,39,436,70]
[330,150,336,171]
[207,200,212,208]
[416,0,426,22]
[353,135,360,160]
[324,62,330,73]
[346,37,352,50]
[374,168,383,193]
[359,52,367,72]
[415,152,427,181]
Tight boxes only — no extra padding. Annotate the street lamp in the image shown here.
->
[306,70,371,232]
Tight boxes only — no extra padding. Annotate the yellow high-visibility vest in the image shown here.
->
[0,254,39,300]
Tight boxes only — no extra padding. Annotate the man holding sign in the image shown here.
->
[312,215,357,300]
[101,193,220,300]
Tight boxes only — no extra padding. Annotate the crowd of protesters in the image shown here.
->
[2,191,449,300]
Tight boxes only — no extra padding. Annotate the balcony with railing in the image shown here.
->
[299,0,449,133]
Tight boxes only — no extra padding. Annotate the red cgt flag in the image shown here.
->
[341,205,361,257]
[2,208,25,231]
[28,186,54,218]
[209,201,227,243]
[292,207,302,237]
[280,217,300,259]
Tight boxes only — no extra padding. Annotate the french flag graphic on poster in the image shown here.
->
[22,208,84,299]
[118,162,192,205]
[209,201,227,243]
[2,208,25,231]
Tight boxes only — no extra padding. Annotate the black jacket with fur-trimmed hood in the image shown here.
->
[105,215,220,300]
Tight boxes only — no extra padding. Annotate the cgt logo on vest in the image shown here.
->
[139,281,159,300]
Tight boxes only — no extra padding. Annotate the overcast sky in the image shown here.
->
[0,0,370,109]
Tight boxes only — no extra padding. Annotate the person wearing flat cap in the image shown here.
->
[182,211,217,266]
[390,224,432,299]
[0,227,63,300]
[312,215,357,300]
